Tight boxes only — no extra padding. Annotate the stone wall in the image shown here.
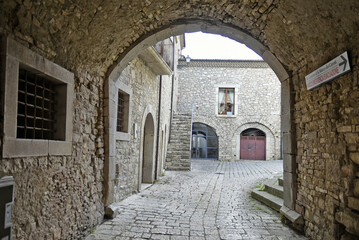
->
[293,57,359,240]
[107,37,182,203]
[113,57,160,202]
[176,60,281,161]
[0,39,105,239]
[1,1,359,239]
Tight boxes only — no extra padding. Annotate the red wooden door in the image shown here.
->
[240,136,266,160]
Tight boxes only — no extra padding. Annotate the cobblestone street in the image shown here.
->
[87,160,307,240]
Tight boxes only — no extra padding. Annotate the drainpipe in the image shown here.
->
[155,75,162,180]
[168,37,176,143]
[189,100,194,170]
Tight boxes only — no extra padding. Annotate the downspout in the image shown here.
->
[155,75,162,180]
[169,37,176,143]
[190,99,194,170]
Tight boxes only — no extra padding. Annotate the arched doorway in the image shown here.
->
[142,114,155,183]
[191,123,218,160]
[240,128,266,160]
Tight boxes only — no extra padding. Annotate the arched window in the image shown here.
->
[191,123,218,160]
[241,128,266,137]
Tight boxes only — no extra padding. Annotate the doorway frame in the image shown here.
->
[138,105,157,190]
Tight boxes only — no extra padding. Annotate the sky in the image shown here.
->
[181,32,263,60]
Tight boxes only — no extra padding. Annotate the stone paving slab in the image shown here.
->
[86,160,307,240]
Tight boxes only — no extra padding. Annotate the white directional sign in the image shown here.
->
[305,51,350,90]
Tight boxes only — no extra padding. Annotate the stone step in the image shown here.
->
[265,183,283,198]
[278,178,283,186]
[251,189,283,212]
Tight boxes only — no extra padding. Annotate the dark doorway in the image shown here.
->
[142,114,155,183]
[191,123,218,160]
[240,128,266,160]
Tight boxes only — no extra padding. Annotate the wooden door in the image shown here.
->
[240,136,266,160]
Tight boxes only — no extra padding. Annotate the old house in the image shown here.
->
[170,59,281,164]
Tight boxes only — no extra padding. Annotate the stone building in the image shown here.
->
[104,37,184,206]
[173,59,281,162]
[0,34,183,239]
[1,1,359,240]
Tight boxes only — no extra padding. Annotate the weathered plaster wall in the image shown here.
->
[176,60,281,161]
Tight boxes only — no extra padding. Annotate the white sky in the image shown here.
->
[181,32,263,60]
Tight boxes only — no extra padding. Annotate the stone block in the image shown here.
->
[283,171,296,209]
[348,197,359,211]
[48,141,72,156]
[354,179,359,197]
[2,138,48,157]
[350,153,359,165]
[281,113,291,133]
[336,209,359,236]
[282,132,294,155]
[280,205,304,225]
[283,153,295,173]
[281,79,291,116]
[338,126,352,133]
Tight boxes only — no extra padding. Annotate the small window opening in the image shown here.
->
[17,69,57,140]
[117,92,124,132]
[117,90,129,133]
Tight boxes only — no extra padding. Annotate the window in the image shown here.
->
[17,68,66,140]
[114,82,132,141]
[218,88,235,115]
[116,90,129,133]
[1,36,74,157]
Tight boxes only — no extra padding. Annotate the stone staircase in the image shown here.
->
[251,177,305,232]
[165,114,191,171]
[251,177,284,212]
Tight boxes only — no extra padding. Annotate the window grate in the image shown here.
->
[17,69,56,139]
[117,92,124,132]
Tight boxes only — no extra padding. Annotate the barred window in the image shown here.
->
[117,92,124,132]
[2,36,73,157]
[117,90,129,133]
[17,69,56,139]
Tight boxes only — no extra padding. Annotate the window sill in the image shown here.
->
[2,138,72,158]
[115,131,130,141]
[216,114,237,118]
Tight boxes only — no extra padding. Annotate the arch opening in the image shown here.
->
[104,18,295,218]
[191,123,219,160]
[108,19,289,83]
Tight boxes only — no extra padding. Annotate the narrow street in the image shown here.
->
[87,160,306,240]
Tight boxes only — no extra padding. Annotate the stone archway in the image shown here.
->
[105,19,295,228]
[142,113,155,184]
[1,1,358,239]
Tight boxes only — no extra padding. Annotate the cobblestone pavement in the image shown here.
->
[86,160,307,240]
